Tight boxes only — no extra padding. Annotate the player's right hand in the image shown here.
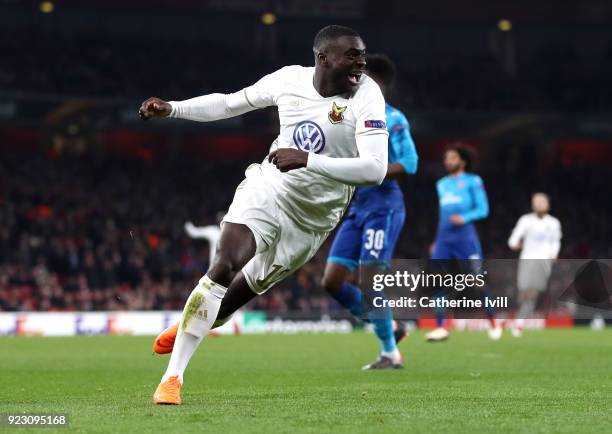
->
[139,97,172,120]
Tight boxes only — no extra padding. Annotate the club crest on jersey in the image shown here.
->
[328,102,347,124]
[293,121,326,153]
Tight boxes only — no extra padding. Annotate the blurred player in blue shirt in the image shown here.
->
[322,54,418,369]
[426,145,501,342]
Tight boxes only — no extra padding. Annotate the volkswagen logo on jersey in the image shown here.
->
[293,121,326,153]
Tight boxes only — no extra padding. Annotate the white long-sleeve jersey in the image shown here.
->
[508,213,562,259]
[169,65,388,232]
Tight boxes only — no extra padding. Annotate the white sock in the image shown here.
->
[161,276,227,384]
[381,349,402,363]
[517,300,536,319]
[161,330,202,384]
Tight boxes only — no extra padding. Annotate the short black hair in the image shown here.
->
[445,143,477,171]
[365,53,396,88]
[313,25,361,51]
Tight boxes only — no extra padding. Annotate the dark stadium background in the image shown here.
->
[1,0,611,316]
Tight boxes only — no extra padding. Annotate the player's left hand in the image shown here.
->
[268,149,308,172]
[450,214,465,225]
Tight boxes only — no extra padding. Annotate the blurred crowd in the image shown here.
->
[1,35,611,112]
[1,153,610,312]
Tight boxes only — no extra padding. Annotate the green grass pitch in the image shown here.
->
[1,329,611,433]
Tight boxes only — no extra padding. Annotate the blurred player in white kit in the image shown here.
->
[508,193,562,337]
[184,212,224,264]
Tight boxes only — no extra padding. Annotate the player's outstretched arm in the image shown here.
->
[184,221,220,241]
[139,91,258,123]
[139,67,288,123]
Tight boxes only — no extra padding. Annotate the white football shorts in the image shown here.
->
[517,259,552,292]
[223,163,329,294]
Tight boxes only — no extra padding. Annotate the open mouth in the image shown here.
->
[348,72,362,85]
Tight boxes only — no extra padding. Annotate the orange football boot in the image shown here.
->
[153,323,179,354]
[153,376,182,405]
